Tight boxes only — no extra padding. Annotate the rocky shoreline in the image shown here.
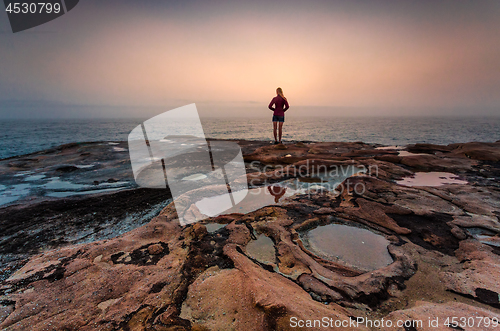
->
[1,139,500,330]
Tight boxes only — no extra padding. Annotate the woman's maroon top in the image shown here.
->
[268,95,289,116]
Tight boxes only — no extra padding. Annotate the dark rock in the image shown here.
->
[406,143,452,153]
[56,165,79,172]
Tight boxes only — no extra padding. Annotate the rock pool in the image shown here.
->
[300,223,393,271]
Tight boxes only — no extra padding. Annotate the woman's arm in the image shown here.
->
[268,98,275,111]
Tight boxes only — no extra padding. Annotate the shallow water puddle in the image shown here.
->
[397,151,428,157]
[295,166,365,191]
[182,173,208,181]
[46,187,125,198]
[75,164,96,169]
[397,172,468,187]
[195,185,295,217]
[192,166,364,219]
[24,174,47,181]
[42,177,88,190]
[246,234,276,265]
[375,146,404,150]
[301,224,393,271]
[0,176,132,206]
[205,223,226,233]
[467,228,500,247]
[13,171,34,177]
[0,184,31,206]
[375,146,429,157]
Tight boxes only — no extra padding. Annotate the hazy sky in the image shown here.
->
[1,0,499,118]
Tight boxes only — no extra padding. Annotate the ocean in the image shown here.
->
[1,117,499,160]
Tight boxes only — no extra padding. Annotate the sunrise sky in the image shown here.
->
[0,0,499,118]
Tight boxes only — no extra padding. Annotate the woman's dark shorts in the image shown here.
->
[272,115,284,122]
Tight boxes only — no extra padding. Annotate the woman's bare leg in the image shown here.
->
[273,121,278,142]
[278,122,284,143]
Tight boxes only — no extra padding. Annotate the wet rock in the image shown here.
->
[56,165,79,172]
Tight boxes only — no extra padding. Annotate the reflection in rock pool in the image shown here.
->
[204,223,226,233]
[194,185,294,218]
[246,234,276,265]
[182,173,208,181]
[397,151,428,157]
[301,224,393,271]
[467,228,500,247]
[192,166,365,219]
[397,172,468,187]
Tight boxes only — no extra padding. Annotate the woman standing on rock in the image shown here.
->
[268,87,289,144]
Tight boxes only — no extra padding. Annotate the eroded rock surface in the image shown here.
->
[1,140,500,330]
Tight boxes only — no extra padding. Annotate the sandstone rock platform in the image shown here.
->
[1,140,499,330]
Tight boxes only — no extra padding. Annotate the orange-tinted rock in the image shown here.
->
[335,196,412,235]
[148,243,164,255]
[1,217,187,331]
[440,240,500,307]
[450,141,500,161]
[223,244,368,331]
[400,154,476,172]
[298,274,343,301]
[2,138,500,330]
[180,267,268,330]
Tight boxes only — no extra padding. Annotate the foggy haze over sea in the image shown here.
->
[1,0,500,119]
[1,116,499,160]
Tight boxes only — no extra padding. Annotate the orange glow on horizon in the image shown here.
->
[1,1,499,117]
